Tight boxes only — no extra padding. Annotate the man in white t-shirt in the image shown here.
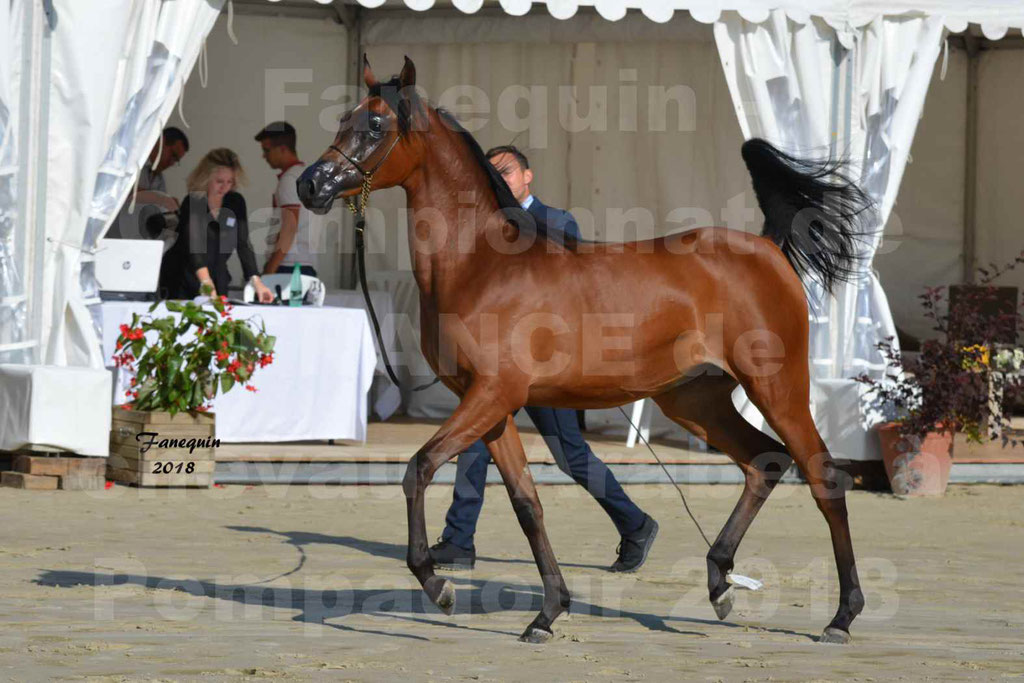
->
[254,121,317,277]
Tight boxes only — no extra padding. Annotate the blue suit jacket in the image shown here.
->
[526,196,580,245]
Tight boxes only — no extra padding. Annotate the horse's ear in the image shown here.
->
[363,54,379,89]
[399,56,416,89]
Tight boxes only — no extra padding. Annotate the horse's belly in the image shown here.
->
[525,332,696,408]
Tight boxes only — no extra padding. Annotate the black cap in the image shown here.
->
[254,121,296,141]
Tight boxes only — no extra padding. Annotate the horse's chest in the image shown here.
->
[419,305,441,372]
[418,300,495,378]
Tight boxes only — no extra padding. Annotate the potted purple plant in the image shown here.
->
[858,254,1024,496]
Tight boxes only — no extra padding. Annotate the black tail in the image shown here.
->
[741,138,874,294]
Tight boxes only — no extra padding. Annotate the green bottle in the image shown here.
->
[289,263,302,307]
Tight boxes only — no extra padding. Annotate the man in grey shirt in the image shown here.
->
[109,127,189,239]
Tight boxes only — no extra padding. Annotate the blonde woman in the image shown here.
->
[159,148,273,302]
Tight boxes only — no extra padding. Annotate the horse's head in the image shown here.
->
[298,56,421,214]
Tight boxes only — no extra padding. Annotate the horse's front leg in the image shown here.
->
[486,415,571,643]
[402,381,513,614]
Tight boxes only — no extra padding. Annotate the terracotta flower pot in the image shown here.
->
[876,423,953,496]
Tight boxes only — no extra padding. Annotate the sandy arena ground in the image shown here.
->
[1,482,1022,682]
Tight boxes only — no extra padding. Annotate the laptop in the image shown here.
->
[96,238,164,300]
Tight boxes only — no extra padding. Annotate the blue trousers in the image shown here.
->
[441,406,647,550]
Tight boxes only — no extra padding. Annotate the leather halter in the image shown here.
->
[329,131,402,217]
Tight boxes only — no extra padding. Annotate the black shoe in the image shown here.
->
[609,515,659,573]
[429,538,476,571]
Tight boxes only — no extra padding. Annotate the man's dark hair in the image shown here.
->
[485,145,529,170]
[163,127,189,152]
[254,121,297,153]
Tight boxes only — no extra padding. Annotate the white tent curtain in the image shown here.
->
[714,10,944,457]
[0,0,28,365]
[41,0,224,369]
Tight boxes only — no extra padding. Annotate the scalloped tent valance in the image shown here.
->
[281,0,1024,35]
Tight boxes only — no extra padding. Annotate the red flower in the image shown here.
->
[130,377,137,387]
[113,352,136,368]
[104,481,114,489]
[227,359,241,373]
[120,404,131,411]
[195,405,209,413]
[216,350,229,362]
[244,384,258,393]
[119,324,131,337]
[115,340,122,350]
[221,340,228,348]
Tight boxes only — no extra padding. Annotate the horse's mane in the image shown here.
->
[436,109,553,244]
[373,75,584,248]
[435,109,528,220]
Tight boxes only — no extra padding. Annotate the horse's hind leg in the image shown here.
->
[652,374,792,621]
[486,415,570,643]
[744,376,864,643]
[403,382,514,615]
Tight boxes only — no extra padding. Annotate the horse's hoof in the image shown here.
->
[518,626,553,644]
[819,627,851,644]
[432,579,456,615]
[711,585,734,620]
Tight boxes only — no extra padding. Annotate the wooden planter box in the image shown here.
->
[108,409,216,488]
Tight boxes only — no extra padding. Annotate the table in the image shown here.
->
[100,301,377,443]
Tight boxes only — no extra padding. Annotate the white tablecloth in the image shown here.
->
[100,301,377,443]
[324,289,402,420]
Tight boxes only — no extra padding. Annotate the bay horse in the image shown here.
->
[298,57,870,645]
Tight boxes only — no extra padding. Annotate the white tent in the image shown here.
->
[0,0,223,453]
[0,0,1021,457]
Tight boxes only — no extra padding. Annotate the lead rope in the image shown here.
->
[343,173,404,388]
[616,405,711,548]
[616,405,763,592]
[334,132,438,393]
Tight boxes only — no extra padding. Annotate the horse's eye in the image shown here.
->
[369,115,383,136]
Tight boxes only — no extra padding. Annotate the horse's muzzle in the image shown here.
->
[297,161,359,215]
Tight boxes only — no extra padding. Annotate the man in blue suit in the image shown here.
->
[429,145,659,573]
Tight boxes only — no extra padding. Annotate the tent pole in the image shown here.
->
[963,33,980,285]
[16,0,51,364]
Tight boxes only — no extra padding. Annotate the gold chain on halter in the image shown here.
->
[344,172,375,222]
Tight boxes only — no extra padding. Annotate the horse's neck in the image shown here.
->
[401,128,501,303]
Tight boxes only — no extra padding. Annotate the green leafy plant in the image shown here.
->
[112,291,276,415]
